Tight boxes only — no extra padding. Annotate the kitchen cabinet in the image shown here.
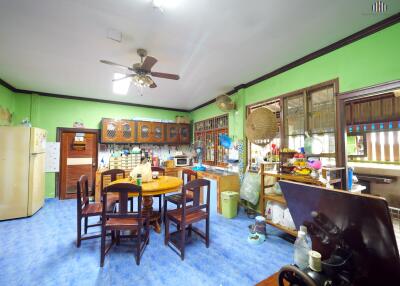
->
[152,122,164,144]
[101,118,190,144]
[137,121,153,143]
[166,123,179,144]
[101,119,135,143]
[137,121,165,144]
[193,114,228,166]
[179,124,191,144]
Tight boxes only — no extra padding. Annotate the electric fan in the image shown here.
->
[192,140,206,171]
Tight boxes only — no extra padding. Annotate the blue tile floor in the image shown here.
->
[0,189,294,286]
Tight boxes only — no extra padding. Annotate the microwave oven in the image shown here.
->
[174,156,190,167]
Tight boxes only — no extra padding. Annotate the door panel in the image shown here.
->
[152,122,164,143]
[28,153,45,215]
[167,124,179,144]
[0,127,30,220]
[101,119,118,143]
[59,131,98,200]
[137,121,152,143]
[119,120,135,143]
[179,124,190,144]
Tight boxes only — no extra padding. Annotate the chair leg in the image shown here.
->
[176,204,181,230]
[206,218,210,248]
[180,224,185,260]
[77,215,82,248]
[158,195,163,223]
[163,199,167,224]
[164,216,170,245]
[100,227,106,267]
[116,231,120,245]
[136,227,142,265]
[188,224,192,238]
[84,216,88,234]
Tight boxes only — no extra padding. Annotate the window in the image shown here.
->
[194,114,229,166]
[246,80,338,169]
[247,100,281,167]
[346,92,400,163]
[284,84,336,157]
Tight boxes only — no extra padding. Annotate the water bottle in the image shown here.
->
[294,230,311,269]
[300,225,312,249]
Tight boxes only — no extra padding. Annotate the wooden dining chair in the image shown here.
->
[100,182,150,266]
[101,169,133,211]
[77,175,115,247]
[164,169,198,221]
[151,166,165,218]
[164,178,211,260]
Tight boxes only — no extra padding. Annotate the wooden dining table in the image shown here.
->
[109,176,183,233]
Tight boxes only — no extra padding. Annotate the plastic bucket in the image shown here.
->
[221,191,239,219]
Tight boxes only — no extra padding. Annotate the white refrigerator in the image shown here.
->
[0,127,47,220]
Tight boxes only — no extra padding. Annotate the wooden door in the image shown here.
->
[137,121,153,143]
[152,122,164,144]
[101,118,118,143]
[119,120,135,143]
[59,129,98,200]
[179,124,190,144]
[166,123,179,144]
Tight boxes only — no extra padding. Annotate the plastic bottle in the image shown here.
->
[300,225,312,249]
[294,230,311,269]
[136,174,142,186]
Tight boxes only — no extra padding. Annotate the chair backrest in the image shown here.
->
[151,166,165,176]
[182,169,198,184]
[100,169,125,194]
[77,175,89,209]
[181,179,211,220]
[102,183,143,219]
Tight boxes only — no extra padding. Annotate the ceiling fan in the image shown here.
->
[100,48,179,91]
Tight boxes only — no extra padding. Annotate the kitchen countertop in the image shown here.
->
[349,162,400,177]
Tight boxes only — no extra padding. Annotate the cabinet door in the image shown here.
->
[119,120,135,143]
[167,124,179,144]
[101,119,118,143]
[179,124,190,144]
[137,121,152,143]
[152,122,164,144]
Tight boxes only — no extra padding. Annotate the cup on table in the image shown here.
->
[152,171,159,179]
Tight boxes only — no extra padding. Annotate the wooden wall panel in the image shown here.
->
[370,100,381,122]
[384,132,390,161]
[381,97,393,121]
[394,131,400,162]
[366,133,373,161]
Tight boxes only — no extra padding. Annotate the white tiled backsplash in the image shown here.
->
[98,144,193,167]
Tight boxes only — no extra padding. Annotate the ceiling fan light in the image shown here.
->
[113,73,131,95]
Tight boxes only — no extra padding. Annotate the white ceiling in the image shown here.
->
[0,0,398,110]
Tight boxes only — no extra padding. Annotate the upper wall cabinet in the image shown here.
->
[101,119,135,143]
[166,123,179,144]
[179,124,191,144]
[137,121,165,144]
[101,118,190,144]
[345,93,400,125]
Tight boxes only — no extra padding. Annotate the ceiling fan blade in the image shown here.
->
[141,56,158,71]
[150,82,157,88]
[112,74,134,82]
[150,72,180,80]
[100,60,134,71]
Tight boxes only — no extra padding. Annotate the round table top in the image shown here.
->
[110,176,183,196]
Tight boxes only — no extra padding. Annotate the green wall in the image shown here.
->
[0,84,15,122]
[13,93,189,198]
[190,23,400,141]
